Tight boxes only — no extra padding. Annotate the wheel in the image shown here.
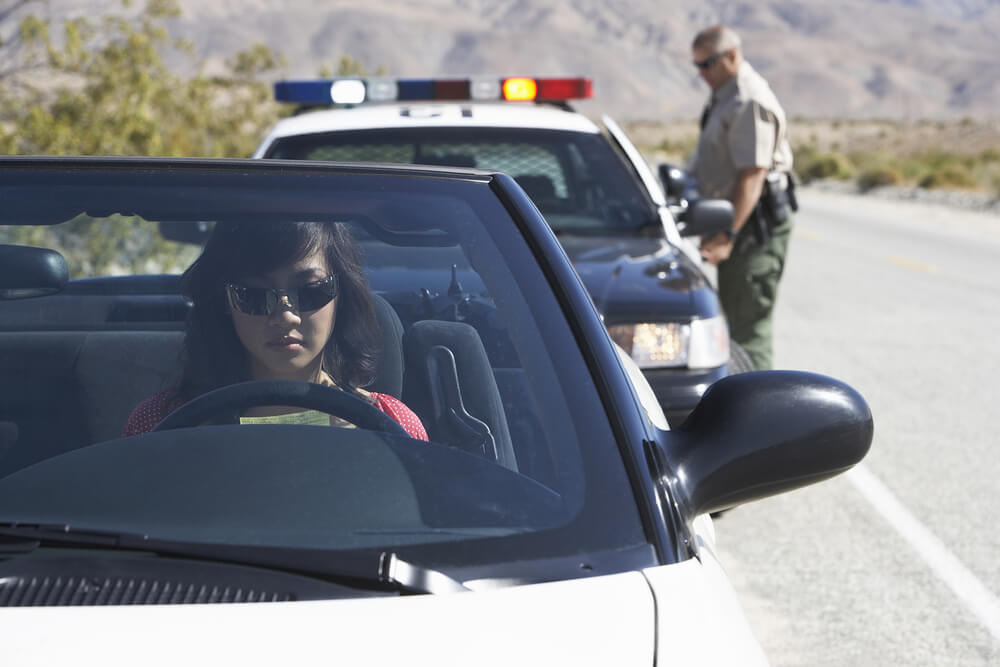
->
[727,340,756,374]
[152,379,409,436]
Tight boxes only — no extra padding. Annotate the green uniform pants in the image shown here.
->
[716,216,793,370]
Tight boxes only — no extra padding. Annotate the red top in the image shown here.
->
[121,388,428,440]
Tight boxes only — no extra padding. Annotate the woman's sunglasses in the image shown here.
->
[226,275,339,316]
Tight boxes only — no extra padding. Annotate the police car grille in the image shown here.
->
[0,575,291,606]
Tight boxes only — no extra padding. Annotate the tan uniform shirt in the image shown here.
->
[691,61,793,199]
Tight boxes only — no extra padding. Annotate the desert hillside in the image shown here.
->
[5,0,999,122]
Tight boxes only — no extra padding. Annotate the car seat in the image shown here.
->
[402,320,516,471]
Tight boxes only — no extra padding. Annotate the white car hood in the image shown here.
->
[1,570,655,666]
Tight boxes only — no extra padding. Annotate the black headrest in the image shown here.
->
[0,244,68,299]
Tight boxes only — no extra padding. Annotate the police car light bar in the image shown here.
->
[274,77,593,105]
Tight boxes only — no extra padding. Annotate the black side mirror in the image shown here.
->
[0,244,68,299]
[658,163,687,201]
[678,199,733,238]
[663,371,873,517]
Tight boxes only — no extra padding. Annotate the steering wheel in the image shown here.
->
[152,379,409,437]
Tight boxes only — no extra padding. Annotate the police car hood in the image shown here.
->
[559,235,707,321]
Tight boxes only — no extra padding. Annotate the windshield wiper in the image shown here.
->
[0,523,136,550]
[379,552,468,594]
[0,523,468,595]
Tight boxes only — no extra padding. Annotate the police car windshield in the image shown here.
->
[266,128,658,236]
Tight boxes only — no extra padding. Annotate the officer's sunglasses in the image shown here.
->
[226,275,339,316]
[694,52,726,70]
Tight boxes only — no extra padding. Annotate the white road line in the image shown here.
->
[847,464,1000,643]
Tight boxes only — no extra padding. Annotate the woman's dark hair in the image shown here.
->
[177,221,380,401]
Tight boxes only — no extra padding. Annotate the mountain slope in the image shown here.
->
[8,0,1000,120]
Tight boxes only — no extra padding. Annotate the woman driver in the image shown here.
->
[122,220,427,439]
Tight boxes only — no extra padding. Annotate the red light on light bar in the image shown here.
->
[503,78,538,101]
[537,78,593,100]
[434,79,470,100]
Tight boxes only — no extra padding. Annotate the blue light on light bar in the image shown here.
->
[274,81,334,104]
[396,79,435,101]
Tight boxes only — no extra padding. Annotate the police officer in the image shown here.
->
[689,24,796,370]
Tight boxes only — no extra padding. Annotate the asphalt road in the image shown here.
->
[712,188,1000,666]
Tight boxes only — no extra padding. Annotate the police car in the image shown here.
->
[253,77,745,426]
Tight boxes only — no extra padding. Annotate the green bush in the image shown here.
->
[918,164,978,190]
[979,148,1000,163]
[911,150,974,170]
[795,149,853,183]
[857,167,902,191]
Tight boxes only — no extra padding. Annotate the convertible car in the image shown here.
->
[0,157,872,665]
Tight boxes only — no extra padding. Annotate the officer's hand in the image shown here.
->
[700,232,734,265]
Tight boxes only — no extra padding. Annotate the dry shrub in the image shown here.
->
[795,149,853,182]
[918,165,978,190]
[858,167,902,191]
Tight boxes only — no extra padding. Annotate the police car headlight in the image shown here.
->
[687,315,730,369]
[608,316,729,369]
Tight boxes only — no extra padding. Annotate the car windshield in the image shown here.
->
[0,159,645,572]
[265,127,659,236]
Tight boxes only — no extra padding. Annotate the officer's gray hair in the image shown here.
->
[692,25,742,54]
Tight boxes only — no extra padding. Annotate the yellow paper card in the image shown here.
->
[239,410,331,426]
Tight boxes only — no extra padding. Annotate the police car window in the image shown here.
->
[287,139,569,197]
[268,128,657,234]
[304,143,413,164]
[419,141,569,198]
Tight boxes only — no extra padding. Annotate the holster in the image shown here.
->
[734,207,770,254]
[733,172,794,254]
[761,171,792,225]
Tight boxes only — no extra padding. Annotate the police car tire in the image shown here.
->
[728,340,755,374]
